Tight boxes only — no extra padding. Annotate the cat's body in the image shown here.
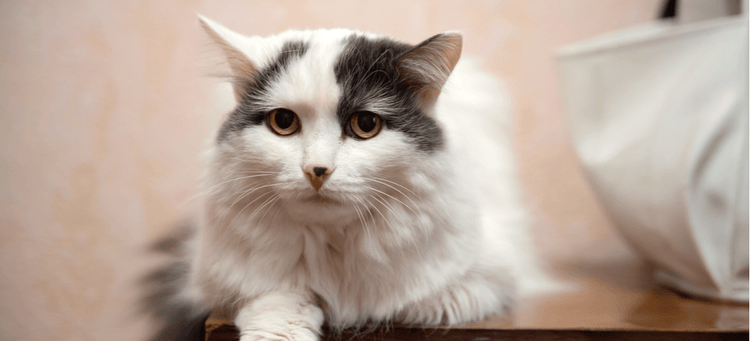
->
[144,16,547,341]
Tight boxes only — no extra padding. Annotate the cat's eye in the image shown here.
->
[349,111,382,139]
[267,108,300,136]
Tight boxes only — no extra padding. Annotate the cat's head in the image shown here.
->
[200,15,461,224]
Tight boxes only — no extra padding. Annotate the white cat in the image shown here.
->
[143,15,550,341]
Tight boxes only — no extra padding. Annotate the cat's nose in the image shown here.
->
[312,167,327,177]
[303,164,333,191]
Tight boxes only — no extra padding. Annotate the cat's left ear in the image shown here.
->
[198,14,263,101]
[397,32,462,110]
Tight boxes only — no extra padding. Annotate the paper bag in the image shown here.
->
[557,3,748,302]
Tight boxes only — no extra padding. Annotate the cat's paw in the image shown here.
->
[236,291,324,341]
[238,326,319,341]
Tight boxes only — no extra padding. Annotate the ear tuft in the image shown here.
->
[198,14,257,101]
[397,32,462,109]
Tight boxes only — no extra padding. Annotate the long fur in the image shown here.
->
[144,16,553,341]
[141,222,209,341]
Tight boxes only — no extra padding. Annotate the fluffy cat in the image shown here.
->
[143,14,548,341]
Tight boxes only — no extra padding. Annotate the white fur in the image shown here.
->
[191,20,552,341]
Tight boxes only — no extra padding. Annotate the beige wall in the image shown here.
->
[0,1,660,340]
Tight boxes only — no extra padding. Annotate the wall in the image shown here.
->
[0,1,660,340]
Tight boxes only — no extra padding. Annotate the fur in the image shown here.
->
[144,15,551,341]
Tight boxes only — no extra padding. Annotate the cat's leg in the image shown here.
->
[235,291,324,341]
[399,264,515,326]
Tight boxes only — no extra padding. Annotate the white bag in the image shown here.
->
[557,1,748,302]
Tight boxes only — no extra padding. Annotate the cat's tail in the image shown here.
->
[141,221,209,341]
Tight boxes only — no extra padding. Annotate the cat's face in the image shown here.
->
[201,17,461,222]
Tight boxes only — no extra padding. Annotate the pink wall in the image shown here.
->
[0,1,660,339]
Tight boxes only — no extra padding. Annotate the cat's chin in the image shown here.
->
[281,192,358,225]
[300,193,340,205]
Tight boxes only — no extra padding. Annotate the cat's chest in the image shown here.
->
[298,223,385,283]
[300,224,356,267]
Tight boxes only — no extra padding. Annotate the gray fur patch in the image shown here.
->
[218,40,310,142]
[334,34,444,152]
[141,222,208,341]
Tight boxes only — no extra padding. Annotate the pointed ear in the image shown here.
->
[397,32,462,110]
[198,14,258,101]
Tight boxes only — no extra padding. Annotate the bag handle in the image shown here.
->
[659,0,743,22]
[659,0,677,19]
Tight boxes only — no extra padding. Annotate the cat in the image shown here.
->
[142,14,550,341]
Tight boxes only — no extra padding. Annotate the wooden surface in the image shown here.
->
[204,258,748,340]
[207,326,746,341]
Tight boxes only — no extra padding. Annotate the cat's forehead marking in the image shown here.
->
[217,39,311,141]
[267,31,350,119]
[334,34,445,152]
[219,30,354,141]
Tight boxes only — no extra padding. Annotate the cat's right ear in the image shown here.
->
[198,14,259,101]
[397,32,462,111]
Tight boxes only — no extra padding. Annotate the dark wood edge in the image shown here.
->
[207,324,749,341]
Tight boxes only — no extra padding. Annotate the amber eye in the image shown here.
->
[349,111,382,139]
[267,108,300,136]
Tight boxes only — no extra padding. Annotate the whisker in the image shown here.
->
[367,175,425,219]
[354,196,378,233]
[363,196,395,234]
[364,196,409,263]
[178,173,275,208]
[364,183,419,217]
[227,189,276,228]
[225,182,281,218]
[352,198,371,242]
[369,175,422,202]
[247,194,280,229]
[369,175,419,195]
[263,199,284,228]
[371,192,409,228]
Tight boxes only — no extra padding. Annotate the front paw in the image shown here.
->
[235,292,324,341]
[239,326,319,341]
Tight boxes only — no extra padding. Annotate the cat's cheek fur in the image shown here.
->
[336,130,416,181]
[239,127,302,165]
[234,127,311,193]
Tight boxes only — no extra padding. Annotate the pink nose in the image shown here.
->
[303,164,333,191]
